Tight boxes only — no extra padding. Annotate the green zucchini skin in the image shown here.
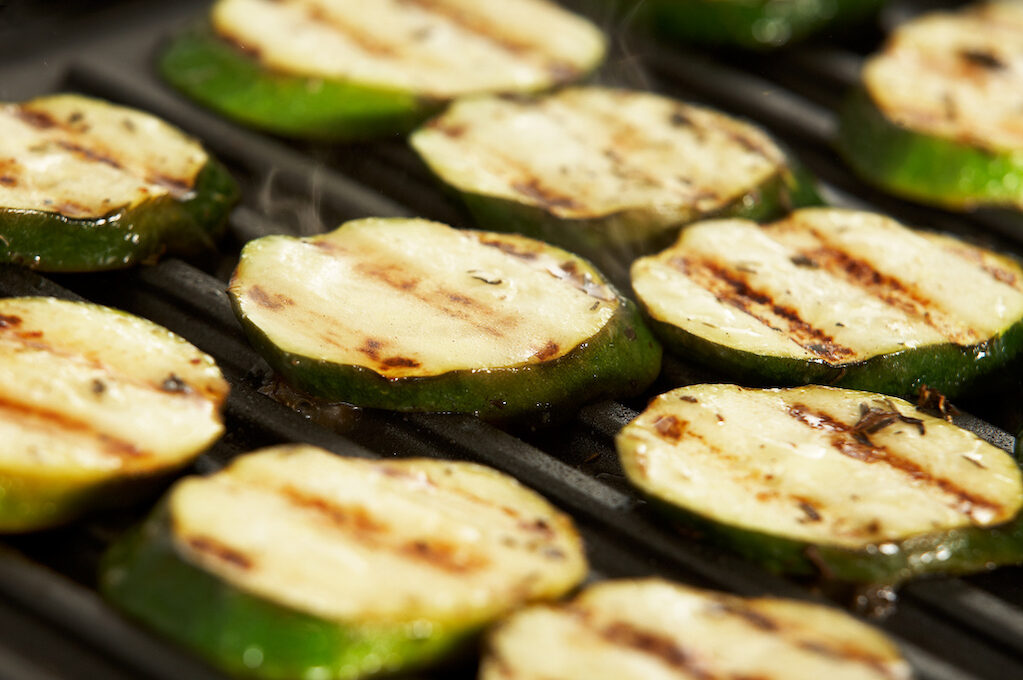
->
[452,167,821,286]
[159,24,434,141]
[642,0,885,50]
[644,306,1023,400]
[837,86,1023,215]
[233,286,660,422]
[0,159,237,272]
[102,506,470,680]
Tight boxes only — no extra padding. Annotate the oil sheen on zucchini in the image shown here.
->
[411,87,819,282]
[617,384,1023,584]
[640,0,886,50]
[160,0,605,140]
[631,207,1023,399]
[481,578,911,680]
[102,445,588,680]
[0,297,228,532]
[227,217,661,421]
[0,94,237,271]
[838,2,1023,213]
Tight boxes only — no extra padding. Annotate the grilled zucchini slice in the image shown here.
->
[838,2,1023,213]
[102,445,587,679]
[411,87,819,279]
[631,207,1023,398]
[0,94,237,271]
[227,217,661,421]
[160,0,605,140]
[618,384,1023,584]
[481,578,911,680]
[0,297,227,532]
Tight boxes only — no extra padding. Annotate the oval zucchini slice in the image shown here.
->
[411,87,819,278]
[0,94,237,271]
[631,207,1023,398]
[481,578,911,680]
[837,3,1023,213]
[640,0,886,50]
[617,384,1023,584]
[160,0,605,140]
[0,297,228,531]
[227,217,661,420]
[102,445,588,679]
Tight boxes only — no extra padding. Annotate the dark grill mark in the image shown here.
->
[653,415,687,441]
[797,500,822,523]
[91,379,106,395]
[511,178,582,211]
[14,108,57,129]
[306,4,396,56]
[0,314,22,328]
[678,395,699,403]
[477,237,538,260]
[401,539,488,573]
[675,257,854,362]
[960,49,1007,71]
[533,340,559,361]
[594,619,710,678]
[716,600,780,631]
[160,374,191,394]
[282,487,388,534]
[247,285,294,310]
[186,536,253,570]
[55,140,123,171]
[147,173,193,198]
[0,176,16,187]
[669,109,693,127]
[380,356,420,368]
[0,395,144,459]
[785,402,1004,521]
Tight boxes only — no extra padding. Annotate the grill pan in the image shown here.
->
[2,1,1023,678]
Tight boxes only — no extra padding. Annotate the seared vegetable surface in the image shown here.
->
[411,87,818,274]
[102,445,587,679]
[0,94,236,270]
[481,578,912,679]
[161,0,605,140]
[228,217,660,420]
[618,384,1023,583]
[631,207,1023,398]
[0,297,228,531]
[838,2,1023,212]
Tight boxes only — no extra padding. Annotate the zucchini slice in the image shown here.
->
[837,2,1023,212]
[630,207,1023,398]
[640,0,886,50]
[617,384,1023,584]
[0,94,237,271]
[481,578,911,679]
[410,87,819,277]
[227,217,661,421]
[0,297,228,532]
[102,445,588,679]
[160,0,605,140]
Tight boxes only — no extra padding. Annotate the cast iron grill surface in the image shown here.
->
[2,1,1023,678]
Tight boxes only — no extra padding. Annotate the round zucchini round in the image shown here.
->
[160,0,605,141]
[411,87,820,279]
[617,384,1023,584]
[227,217,661,421]
[481,578,911,679]
[630,207,1023,399]
[837,3,1023,213]
[640,0,886,50]
[0,297,228,532]
[0,94,237,271]
[102,445,588,680]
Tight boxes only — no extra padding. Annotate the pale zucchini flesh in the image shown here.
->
[839,2,1023,211]
[228,217,661,420]
[0,297,228,531]
[0,94,237,270]
[617,384,1023,583]
[631,207,1023,397]
[102,445,587,679]
[481,579,911,680]
[411,87,818,271]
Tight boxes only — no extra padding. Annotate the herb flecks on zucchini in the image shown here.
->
[618,384,1023,584]
[838,2,1023,211]
[0,94,237,271]
[162,0,605,140]
[102,445,587,679]
[228,217,661,420]
[631,207,1023,398]
[411,87,818,273]
[0,297,228,532]
[642,0,886,50]
[481,579,911,680]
